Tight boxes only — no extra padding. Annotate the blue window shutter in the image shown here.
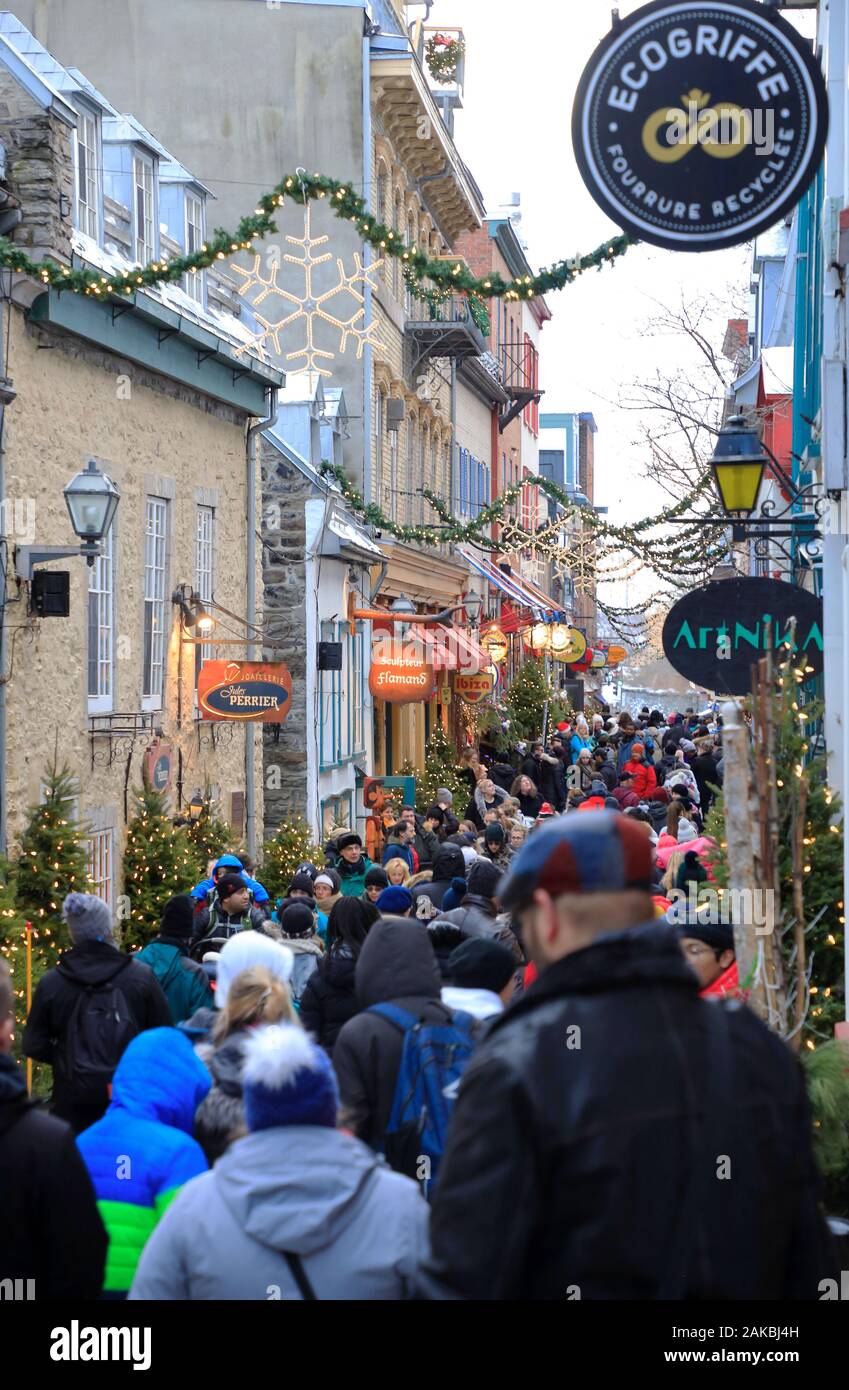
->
[469,454,477,517]
[460,449,468,514]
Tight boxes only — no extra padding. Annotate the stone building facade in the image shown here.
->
[0,22,282,901]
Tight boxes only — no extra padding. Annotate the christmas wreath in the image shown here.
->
[425,33,465,83]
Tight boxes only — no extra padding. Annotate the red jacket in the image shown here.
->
[577,795,607,812]
[622,759,657,798]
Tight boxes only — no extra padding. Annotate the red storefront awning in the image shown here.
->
[408,623,489,675]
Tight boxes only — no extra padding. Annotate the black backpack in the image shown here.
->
[58,958,138,1100]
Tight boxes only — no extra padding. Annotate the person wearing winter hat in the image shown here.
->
[411,842,467,919]
[671,908,738,997]
[441,938,517,1020]
[300,897,379,1054]
[137,894,214,1025]
[190,853,270,907]
[0,955,108,1300]
[129,1023,429,1300]
[440,875,468,913]
[376,885,414,917]
[313,869,342,943]
[214,931,295,1012]
[77,1027,211,1296]
[578,776,608,811]
[334,831,374,898]
[191,873,273,952]
[277,901,323,1006]
[421,812,836,1301]
[22,893,171,1133]
[362,864,390,906]
[481,820,511,871]
[436,857,523,965]
[622,743,657,800]
[193,964,299,1164]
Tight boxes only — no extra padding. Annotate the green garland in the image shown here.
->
[0,169,635,301]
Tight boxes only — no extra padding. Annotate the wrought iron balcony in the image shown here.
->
[405,294,486,363]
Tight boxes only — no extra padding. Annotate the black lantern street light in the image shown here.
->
[710,415,767,525]
[15,457,121,582]
[669,413,828,568]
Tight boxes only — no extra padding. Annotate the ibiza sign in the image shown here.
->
[662,576,823,695]
[572,0,828,252]
[197,660,292,722]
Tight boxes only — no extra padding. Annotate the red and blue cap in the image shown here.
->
[499,811,654,911]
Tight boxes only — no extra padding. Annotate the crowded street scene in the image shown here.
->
[0,0,848,1360]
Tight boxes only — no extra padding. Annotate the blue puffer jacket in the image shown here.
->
[76,1027,211,1294]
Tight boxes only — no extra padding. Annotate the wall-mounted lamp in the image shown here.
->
[16,458,121,582]
[172,585,216,635]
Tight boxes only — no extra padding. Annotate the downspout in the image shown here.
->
[245,387,279,860]
[843,544,849,1013]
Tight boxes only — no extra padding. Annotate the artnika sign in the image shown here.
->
[197,660,292,722]
[572,0,828,252]
[662,576,824,695]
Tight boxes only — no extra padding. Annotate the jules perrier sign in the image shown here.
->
[662,576,824,695]
[572,0,828,252]
[197,660,292,722]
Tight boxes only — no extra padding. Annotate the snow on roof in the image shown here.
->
[0,12,91,109]
[70,229,267,364]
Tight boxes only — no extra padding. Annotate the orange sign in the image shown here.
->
[455,671,495,705]
[197,660,292,722]
[369,659,435,704]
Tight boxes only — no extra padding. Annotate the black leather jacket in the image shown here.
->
[420,922,836,1300]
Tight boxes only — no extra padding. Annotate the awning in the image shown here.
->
[408,623,490,675]
[459,549,567,619]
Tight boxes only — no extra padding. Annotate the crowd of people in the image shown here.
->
[0,701,839,1300]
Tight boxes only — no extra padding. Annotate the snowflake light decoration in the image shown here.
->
[232,205,385,375]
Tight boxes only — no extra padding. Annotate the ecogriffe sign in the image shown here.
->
[572,0,828,252]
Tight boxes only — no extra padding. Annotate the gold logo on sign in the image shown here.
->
[642,89,752,164]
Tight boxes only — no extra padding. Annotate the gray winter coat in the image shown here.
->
[128,1124,429,1300]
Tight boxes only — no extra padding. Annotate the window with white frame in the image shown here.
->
[195,505,215,663]
[350,625,364,755]
[143,497,168,704]
[133,154,155,264]
[184,191,204,303]
[373,386,384,502]
[419,426,428,524]
[87,525,113,710]
[74,106,100,240]
[389,426,398,521]
[406,419,416,528]
[87,829,113,907]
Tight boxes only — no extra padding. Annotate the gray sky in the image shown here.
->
[438,0,814,606]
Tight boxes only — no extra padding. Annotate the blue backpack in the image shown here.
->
[368,1002,477,1195]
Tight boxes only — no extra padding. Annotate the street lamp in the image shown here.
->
[15,457,121,581]
[63,459,121,558]
[710,415,767,519]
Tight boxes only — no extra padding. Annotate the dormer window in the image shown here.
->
[133,153,155,263]
[74,105,101,240]
[183,191,204,304]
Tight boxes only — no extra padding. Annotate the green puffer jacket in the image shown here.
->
[135,940,213,1025]
[336,854,373,898]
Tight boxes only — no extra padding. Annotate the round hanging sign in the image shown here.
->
[661,575,824,694]
[572,0,829,252]
[551,628,588,664]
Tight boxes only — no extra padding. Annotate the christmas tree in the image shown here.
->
[15,761,90,942]
[501,655,553,744]
[414,727,466,813]
[262,818,323,903]
[703,662,844,1046]
[123,784,199,950]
